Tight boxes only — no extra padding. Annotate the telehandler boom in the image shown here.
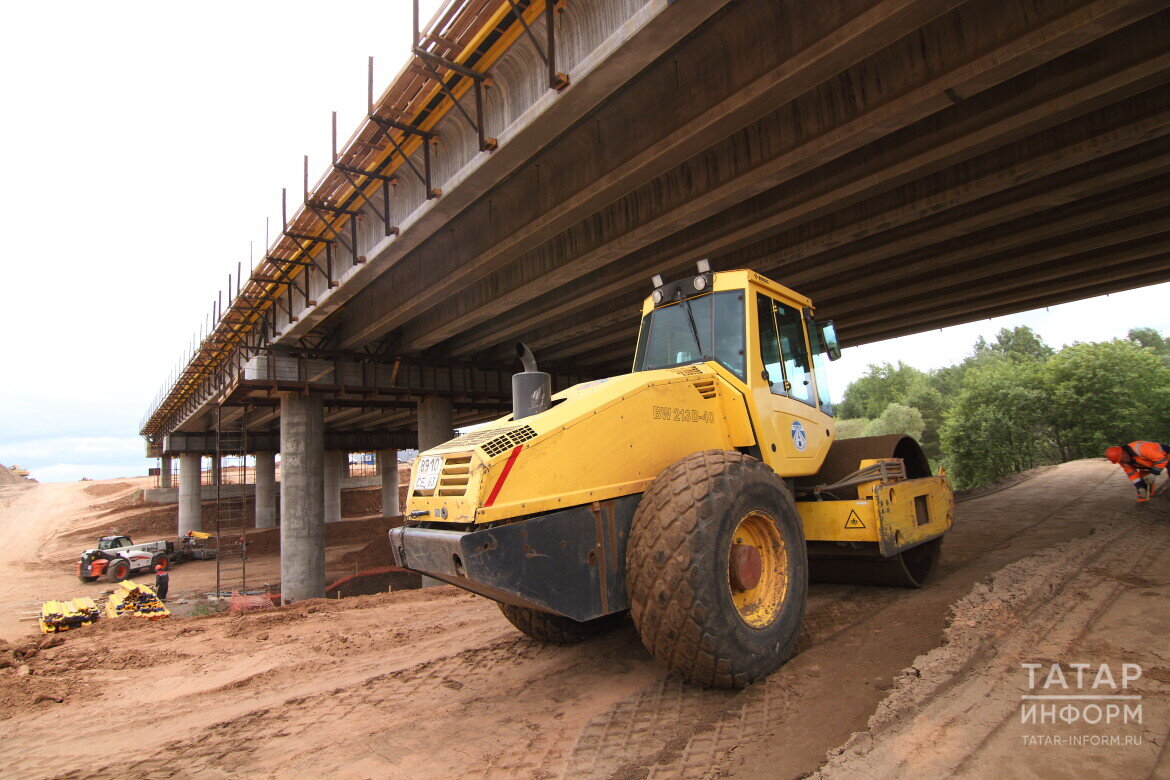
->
[390,266,953,688]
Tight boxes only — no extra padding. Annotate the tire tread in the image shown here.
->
[627,450,805,688]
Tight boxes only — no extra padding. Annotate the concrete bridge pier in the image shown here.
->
[379,449,399,518]
[417,396,453,452]
[323,449,343,523]
[255,450,277,529]
[416,398,453,590]
[160,455,173,489]
[280,392,325,603]
[178,452,201,535]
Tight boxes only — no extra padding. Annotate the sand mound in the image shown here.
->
[0,464,28,487]
[82,482,132,498]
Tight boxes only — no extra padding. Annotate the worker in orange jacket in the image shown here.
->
[1105,441,1170,502]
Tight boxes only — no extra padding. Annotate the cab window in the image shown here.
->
[756,294,784,392]
[757,294,815,407]
[633,291,746,380]
[775,302,814,406]
[809,324,835,415]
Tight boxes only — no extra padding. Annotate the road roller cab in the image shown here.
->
[390,265,953,688]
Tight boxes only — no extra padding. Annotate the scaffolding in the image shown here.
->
[140,0,570,444]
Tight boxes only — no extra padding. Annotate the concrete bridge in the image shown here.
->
[140,0,1170,600]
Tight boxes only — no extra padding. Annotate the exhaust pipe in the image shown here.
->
[512,342,551,419]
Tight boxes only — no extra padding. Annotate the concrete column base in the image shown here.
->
[379,449,400,518]
[324,450,342,523]
[280,392,325,603]
[417,396,454,452]
[255,451,277,529]
[160,455,173,490]
[178,453,201,535]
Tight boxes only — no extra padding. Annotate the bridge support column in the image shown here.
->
[280,392,325,603]
[417,396,453,452]
[255,451,277,529]
[159,455,173,489]
[416,399,452,589]
[178,453,201,535]
[324,450,343,523]
[380,449,400,518]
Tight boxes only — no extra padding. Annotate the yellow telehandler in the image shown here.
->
[390,264,953,688]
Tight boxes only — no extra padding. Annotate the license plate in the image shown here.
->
[413,456,442,491]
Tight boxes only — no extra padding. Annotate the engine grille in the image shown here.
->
[481,425,538,457]
[431,424,539,458]
[437,455,473,497]
[693,378,717,399]
[434,426,512,450]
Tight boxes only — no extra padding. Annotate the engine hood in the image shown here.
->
[406,363,754,524]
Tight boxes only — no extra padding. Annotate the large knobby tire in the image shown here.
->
[497,602,626,645]
[106,559,131,583]
[627,450,808,688]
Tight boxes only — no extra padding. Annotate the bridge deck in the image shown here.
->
[143,0,1170,444]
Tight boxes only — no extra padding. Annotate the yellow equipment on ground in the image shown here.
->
[39,598,101,634]
[105,581,170,620]
[390,266,954,688]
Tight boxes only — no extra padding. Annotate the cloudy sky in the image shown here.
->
[1,2,1167,483]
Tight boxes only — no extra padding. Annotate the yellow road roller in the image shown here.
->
[390,265,953,688]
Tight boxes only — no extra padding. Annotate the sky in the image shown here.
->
[0,2,1167,483]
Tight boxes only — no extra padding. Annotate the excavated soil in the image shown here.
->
[0,464,30,487]
[82,482,133,498]
[0,460,1167,778]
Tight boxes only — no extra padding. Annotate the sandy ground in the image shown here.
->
[0,460,1166,778]
[0,479,389,639]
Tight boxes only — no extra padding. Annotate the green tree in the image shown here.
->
[862,402,925,441]
[979,326,1054,362]
[837,362,927,419]
[939,358,1053,489]
[905,383,945,460]
[834,418,871,439]
[1128,327,1167,352]
[1041,340,1170,460]
[1128,327,1170,369]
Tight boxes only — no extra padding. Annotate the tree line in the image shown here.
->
[834,326,1170,489]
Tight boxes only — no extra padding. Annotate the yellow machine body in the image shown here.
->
[797,476,953,556]
[394,269,953,620]
[409,365,756,525]
[408,272,829,519]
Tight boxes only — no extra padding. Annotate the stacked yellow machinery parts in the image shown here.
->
[39,597,101,634]
[105,581,170,620]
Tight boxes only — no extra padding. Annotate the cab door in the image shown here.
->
[749,292,832,475]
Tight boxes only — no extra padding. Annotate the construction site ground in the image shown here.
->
[0,459,1167,778]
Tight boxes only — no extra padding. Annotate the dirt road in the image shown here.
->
[0,460,1166,778]
[0,479,153,639]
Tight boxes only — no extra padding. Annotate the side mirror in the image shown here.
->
[816,321,842,361]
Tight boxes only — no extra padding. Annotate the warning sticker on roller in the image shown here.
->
[844,510,866,529]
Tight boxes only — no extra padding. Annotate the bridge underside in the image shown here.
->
[156,0,1170,441]
[339,0,1170,380]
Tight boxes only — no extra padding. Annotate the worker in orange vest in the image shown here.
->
[1105,442,1170,502]
[154,564,170,601]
